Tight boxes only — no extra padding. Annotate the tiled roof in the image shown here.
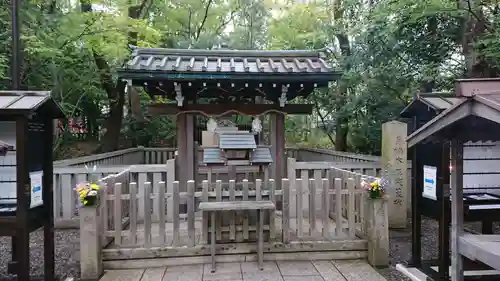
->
[219,133,257,150]
[124,47,335,74]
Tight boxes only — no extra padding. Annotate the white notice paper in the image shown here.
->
[30,171,43,208]
[423,165,437,200]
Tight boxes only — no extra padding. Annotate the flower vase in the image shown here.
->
[369,190,383,199]
[86,195,98,207]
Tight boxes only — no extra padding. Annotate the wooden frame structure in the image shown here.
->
[0,91,64,281]
[400,92,459,280]
[118,47,340,191]
[405,78,500,281]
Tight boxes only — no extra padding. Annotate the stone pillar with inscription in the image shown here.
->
[381,120,408,229]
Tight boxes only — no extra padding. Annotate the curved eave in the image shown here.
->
[406,96,500,148]
[117,69,342,83]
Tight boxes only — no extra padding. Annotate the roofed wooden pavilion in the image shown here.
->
[402,78,500,281]
[118,47,340,191]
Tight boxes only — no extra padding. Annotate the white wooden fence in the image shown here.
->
[53,164,172,227]
[98,171,370,249]
[53,153,391,228]
[53,146,379,168]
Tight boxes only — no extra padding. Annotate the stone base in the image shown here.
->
[365,198,389,267]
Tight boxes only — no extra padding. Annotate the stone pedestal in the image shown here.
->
[80,206,103,280]
[365,198,389,268]
[381,120,408,229]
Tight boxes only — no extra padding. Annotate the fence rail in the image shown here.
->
[99,176,366,250]
[291,148,382,163]
[53,146,380,168]
[53,164,172,227]
[52,147,392,228]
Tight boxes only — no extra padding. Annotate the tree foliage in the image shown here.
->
[1,0,499,157]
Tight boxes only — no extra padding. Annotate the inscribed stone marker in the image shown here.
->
[381,120,408,229]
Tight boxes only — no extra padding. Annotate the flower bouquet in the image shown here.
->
[361,177,388,199]
[75,165,101,207]
[76,182,101,207]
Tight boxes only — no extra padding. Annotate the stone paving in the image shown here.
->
[100,260,387,281]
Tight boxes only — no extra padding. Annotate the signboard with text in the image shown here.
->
[423,165,437,200]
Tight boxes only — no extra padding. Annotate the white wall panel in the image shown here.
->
[463,141,500,196]
[0,121,16,203]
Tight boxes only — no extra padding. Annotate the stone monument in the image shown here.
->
[381,120,408,229]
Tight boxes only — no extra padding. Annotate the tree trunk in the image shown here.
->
[334,32,351,151]
[457,0,497,78]
[335,115,348,151]
[128,5,144,122]
[81,0,150,152]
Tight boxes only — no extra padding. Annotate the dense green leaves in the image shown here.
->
[2,0,500,157]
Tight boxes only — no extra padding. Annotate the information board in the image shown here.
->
[30,171,43,208]
[423,165,437,200]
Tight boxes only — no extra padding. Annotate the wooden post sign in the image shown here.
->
[381,121,408,229]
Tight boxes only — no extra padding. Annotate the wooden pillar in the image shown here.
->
[270,113,277,180]
[176,113,187,191]
[410,142,422,267]
[186,114,195,182]
[270,112,285,189]
[438,142,451,280]
[15,117,29,281]
[43,118,55,281]
[450,139,464,281]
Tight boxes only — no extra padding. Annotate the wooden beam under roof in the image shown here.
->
[147,103,314,116]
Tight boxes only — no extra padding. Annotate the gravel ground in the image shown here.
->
[377,216,500,281]
[2,217,497,281]
[0,229,80,281]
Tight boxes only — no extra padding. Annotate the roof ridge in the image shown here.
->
[417,91,453,97]
[130,46,326,58]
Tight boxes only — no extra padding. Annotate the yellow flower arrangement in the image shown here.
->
[76,182,101,207]
[361,177,386,199]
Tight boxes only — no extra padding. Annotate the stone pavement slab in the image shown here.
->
[311,261,346,281]
[277,261,319,276]
[162,264,203,281]
[332,260,387,281]
[99,260,387,281]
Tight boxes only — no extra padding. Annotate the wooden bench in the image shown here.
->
[198,200,275,273]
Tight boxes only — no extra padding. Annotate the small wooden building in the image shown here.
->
[400,91,500,280]
[403,78,500,281]
[0,91,64,281]
[118,47,340,189]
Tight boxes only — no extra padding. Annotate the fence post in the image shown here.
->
[137,146,145,164]
[79,195,103,280]
[365,197,389,268]
[166,159,175,222]
[287,158,297,218]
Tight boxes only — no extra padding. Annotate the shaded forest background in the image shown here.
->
[0,0,498,159]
